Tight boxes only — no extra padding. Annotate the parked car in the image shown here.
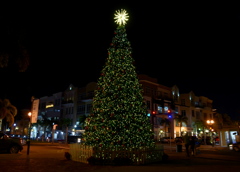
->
[0,132,23,154]
[8,134,27,145]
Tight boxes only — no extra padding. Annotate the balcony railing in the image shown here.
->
[62,100,74,104]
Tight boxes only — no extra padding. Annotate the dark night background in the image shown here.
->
[0,2,240,120]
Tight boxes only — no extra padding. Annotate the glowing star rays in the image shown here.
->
[114,9,129,26]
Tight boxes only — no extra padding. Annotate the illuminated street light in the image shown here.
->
[159,130,163,140]
[207,120,214,124]
[204,119,214,145]
[13,123,16,134]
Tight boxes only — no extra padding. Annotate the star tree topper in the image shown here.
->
[114,9,129,26]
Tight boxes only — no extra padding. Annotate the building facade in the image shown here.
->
[29,74,237,146]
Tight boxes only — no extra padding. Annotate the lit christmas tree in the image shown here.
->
[82,9,155,149]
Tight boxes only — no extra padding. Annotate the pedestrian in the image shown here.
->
[211,136,215,147]
[189,135,197,156]
[183,133,190,157]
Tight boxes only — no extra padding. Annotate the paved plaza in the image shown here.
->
[0,142,239,172]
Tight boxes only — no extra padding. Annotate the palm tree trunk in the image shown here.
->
[65,127,68,144]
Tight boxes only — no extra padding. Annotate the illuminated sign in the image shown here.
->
[46,104,54,108]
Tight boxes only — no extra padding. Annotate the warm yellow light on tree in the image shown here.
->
[114,9,129,26]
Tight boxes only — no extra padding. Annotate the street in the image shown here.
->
[0,142,240,172]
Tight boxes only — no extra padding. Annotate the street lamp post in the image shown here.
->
[27,112,32,155]
[13,123,16,134]
[207,120,215,146]
[160,130,163,140]
[205,120,214,145]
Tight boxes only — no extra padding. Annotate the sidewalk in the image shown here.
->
[28,140,70,148]
[161,143,240,162]
[1,142,239,172]
[162,143,227,153]
[44,141,232,160]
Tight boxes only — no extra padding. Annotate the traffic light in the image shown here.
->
[167,109,172,118]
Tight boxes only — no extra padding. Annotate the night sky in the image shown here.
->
[1,2,240,120]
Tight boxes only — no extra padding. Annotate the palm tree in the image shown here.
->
[19,119,30,135]
[0,99,17,130]
[193,120,205,136]
[79,114,87,129]
[59,118,71,144]
[0,17,30,72]
[158,117,171,137]
[37,118,53,140]
[174,114,188,136]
